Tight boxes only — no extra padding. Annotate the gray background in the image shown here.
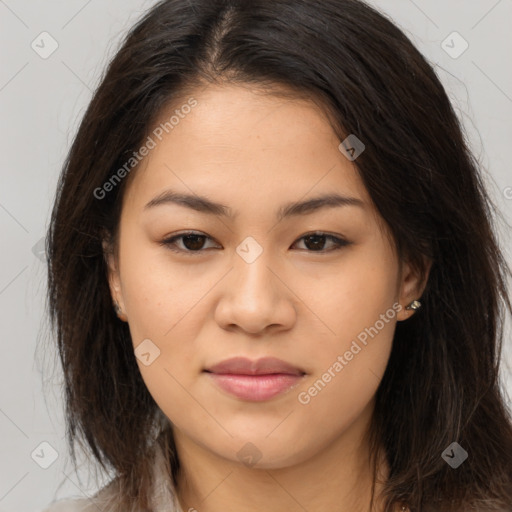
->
[0,1,511,511]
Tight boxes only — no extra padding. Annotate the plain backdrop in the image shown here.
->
[0,1,511,511]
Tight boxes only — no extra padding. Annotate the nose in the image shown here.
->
[214,247,297,335]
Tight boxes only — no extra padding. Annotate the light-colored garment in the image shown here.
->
[40,440,184,512]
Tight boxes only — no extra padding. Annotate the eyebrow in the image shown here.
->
[144,189,365,221]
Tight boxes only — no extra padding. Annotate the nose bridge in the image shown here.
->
[214,234,296,334]
[233,235,276,302]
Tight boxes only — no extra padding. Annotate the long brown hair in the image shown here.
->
[45,0,512,510]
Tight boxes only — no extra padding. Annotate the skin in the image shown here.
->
[104,83,430,512]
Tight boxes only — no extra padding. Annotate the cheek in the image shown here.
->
[295,239,399,407]
[294,310,396,442]
[299,239,399,348]
[118,235,205,339]
[117,238,212,411]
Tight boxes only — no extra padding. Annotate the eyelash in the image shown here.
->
[159,231,351,255]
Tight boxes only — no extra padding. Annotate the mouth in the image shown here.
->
[203,356,306,401]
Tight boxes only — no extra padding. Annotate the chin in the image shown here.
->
[209,434,316,470]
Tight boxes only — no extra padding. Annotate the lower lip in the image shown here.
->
[205,372,304,401]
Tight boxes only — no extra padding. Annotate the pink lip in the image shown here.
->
[204,357,306,401]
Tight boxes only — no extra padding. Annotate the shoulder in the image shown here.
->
[40,497,97,512]
[40,482,117,512]
[40,433,182,512]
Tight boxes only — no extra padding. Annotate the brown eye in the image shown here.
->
[179,234,208,251]
[160,232,219,254]
[160,231,350,255]
[292,232,351,252]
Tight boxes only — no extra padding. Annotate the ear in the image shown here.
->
[102,233,127,322]
[396,256,432,321]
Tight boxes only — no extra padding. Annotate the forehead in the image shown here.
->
[122,83,372,217]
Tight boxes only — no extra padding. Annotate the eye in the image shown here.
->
[159,231,351,255]
[160,231,219,254]
[291,232,351,252]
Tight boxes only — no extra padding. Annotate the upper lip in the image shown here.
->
[204,357,305,376]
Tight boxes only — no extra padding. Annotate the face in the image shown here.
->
[105,83,427,469]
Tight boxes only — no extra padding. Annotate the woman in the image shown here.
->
[43,0,512,511]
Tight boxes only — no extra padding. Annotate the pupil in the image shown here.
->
[181,234,328,251]
[305,234,325,251]
[184,235,204,250]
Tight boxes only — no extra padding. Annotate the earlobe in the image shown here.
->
[397,257,432,321]
[112,300,128,322]
[102,236,128,322]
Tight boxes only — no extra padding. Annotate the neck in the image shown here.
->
[173,402,391,512]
